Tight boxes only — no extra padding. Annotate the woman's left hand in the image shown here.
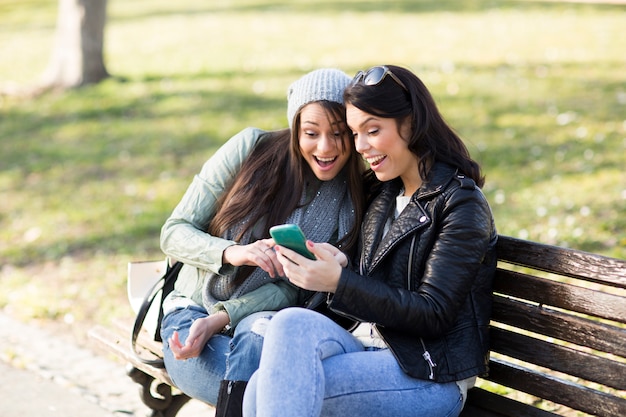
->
[274,241,344,292]
[168,311,229,360]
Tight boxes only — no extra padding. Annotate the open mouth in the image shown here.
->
[366,155,386,167]
[315,156,338,168]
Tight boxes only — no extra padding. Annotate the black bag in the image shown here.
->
[131,261,183,368]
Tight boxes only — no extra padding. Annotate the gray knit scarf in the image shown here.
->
[202,172,354,310]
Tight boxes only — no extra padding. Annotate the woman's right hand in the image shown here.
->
[222,238,285,278]
[275,241,343,293]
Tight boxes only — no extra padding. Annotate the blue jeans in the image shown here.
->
[161,306,274,405]
[243,308,463,417]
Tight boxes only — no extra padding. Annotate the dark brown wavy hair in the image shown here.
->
[344,65,484,188]
[208,100,366,257]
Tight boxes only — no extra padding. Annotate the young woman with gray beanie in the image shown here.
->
[158,68,370,417]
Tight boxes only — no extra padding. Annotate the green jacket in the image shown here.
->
[160,127,299,329]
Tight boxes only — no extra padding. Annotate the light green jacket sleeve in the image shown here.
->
[211,280,300,329]
[160,127,268,274]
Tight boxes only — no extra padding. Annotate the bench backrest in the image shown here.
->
[465,235,626,417]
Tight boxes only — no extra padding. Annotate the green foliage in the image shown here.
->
[0,0,624,333]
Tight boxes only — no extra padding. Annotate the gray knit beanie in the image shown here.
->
[286,68,352,129]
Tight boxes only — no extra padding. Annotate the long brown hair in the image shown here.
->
[208,100,366,256]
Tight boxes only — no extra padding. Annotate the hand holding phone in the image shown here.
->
[269,224,316,260]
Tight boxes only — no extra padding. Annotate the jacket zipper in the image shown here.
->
[420,339,437,380]
[408,234,437,380]
[363,200,438,380]
[407,235,416,290]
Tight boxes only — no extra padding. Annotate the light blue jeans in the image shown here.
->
[161,306,274,405]
[243,308,463,417]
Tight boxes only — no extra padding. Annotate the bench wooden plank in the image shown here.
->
[89,324,198,417]
[490,326,626,390]
[462,387,560,417]
[111,317,165,359]
[89,324,174,387]
[492,296,626,357]
[496,236,626,288]
[494,269,626,323]
[487,359,626,417]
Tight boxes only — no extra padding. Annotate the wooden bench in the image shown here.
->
[89,235,626,417]
[89,319,196,417]
[461,236,625,417]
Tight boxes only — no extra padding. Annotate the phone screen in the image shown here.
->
[269,224,316,260]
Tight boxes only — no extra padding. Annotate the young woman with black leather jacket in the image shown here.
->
[243,65,498,417]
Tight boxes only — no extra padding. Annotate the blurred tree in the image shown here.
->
[40,0,109,89]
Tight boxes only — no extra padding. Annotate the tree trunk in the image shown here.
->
[41,0,109,89]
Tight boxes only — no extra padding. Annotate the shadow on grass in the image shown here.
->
[1,76,284,176]
[1,60,624,266]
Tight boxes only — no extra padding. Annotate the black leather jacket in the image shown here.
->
[329,162,498,382]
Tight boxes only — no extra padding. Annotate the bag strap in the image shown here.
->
[131,261,183,368]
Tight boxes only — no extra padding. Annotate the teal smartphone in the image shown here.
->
[269,224,316,260]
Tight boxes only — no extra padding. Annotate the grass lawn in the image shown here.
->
[0,0,624,382]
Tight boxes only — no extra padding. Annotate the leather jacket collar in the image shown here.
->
[361,163,464,274]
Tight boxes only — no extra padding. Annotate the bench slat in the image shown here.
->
[462,387,560,417]
[487,359,626,417]
[494,269,626,323]
[492,296,626,357]
[112,318,165,357]
[490,326,626,390]
[88,324,174,387]
[496,236,626,288]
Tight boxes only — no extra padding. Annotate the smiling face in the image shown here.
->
[347,103,422,195]
[298,102,351,181]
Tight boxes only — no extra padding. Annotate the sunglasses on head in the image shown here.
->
[352,66,408,91]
